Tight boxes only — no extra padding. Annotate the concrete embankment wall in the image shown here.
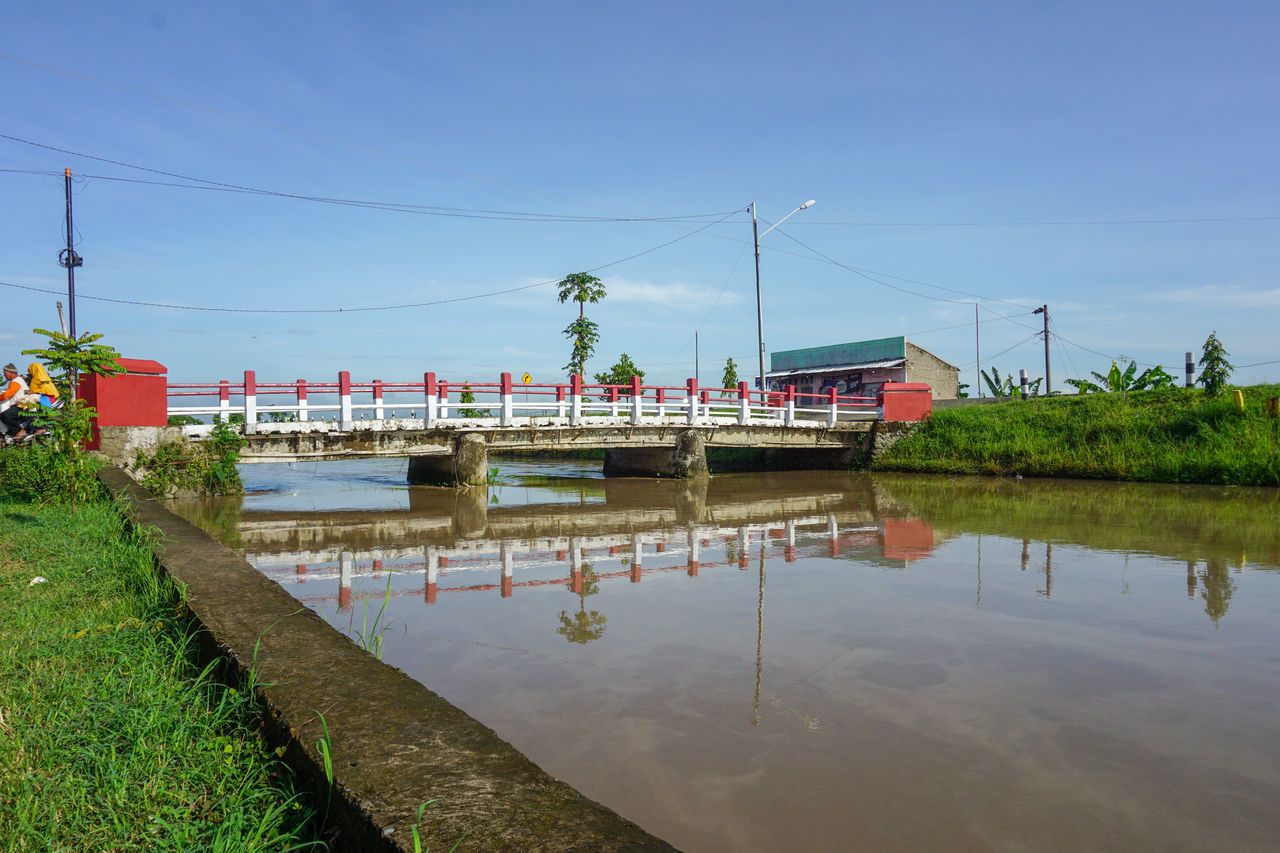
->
[98,468,677,853]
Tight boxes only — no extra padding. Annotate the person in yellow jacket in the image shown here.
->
[1,362,58,444]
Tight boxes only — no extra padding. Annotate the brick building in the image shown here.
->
[766,336,960,400]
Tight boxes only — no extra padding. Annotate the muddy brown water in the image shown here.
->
[170,459,1280,852]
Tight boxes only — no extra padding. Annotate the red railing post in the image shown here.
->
[556,384,567,419]
[219,379,231,423]
[686,377,699,425]
[570,374,583,425]
[630,375,643,424]
[827,386,839,428]
[243,370,257,433]
[338,371,353,429]
[500,372,514,425]
[738,380,750,425]
[373,379,385,420]
[424,372,437,426]
[784,383,796,426]
[296,379,309,422]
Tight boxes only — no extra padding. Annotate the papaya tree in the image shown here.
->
[557,272,606,377]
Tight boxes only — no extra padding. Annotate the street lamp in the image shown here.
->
[752,199,815,393]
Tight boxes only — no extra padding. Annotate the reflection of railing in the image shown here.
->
[265,516,928,610]
[167,371,888,434]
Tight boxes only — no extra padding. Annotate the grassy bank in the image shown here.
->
[0,491,317,851]
[874,385,1280,486]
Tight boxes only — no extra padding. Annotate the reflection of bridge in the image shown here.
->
[259,515,936,610]
[166,372,932,483]
[189,473,940,609]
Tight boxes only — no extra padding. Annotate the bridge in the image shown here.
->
[95,364,934,484]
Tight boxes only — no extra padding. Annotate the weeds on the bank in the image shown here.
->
[349,570,400,660]
[0,500,318,851]
[136,418,247,498]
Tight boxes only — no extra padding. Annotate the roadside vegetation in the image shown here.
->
[0,490,318,851]
[1,327,316,849]
[874,384,1280,486]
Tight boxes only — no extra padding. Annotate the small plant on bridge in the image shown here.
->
[458,384,491,418]
[558,272,607,377]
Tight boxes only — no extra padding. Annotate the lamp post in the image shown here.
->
[752,199,815,393]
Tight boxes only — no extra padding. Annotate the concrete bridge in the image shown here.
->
[161,370,932,484]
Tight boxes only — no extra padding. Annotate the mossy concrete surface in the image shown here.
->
[99,467,678,852]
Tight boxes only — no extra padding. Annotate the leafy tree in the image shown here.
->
[1197,331,1233,396]
[23,328,124,399]
[958,383,970,399]
[593,353,644,401]
[21,329,126,508]
[721,357,739,390]
[557,272,607,377]
[1064,360,1177,396]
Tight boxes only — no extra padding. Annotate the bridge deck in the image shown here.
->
[223,415,877,462]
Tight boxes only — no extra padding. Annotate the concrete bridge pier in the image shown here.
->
[602,429,710,479]
[407,433,489,487]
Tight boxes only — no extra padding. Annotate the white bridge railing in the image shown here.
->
[167,372,882,435]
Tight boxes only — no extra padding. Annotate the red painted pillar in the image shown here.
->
[424,372,437,425]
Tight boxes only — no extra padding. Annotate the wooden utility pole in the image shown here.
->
[1033,304,1050,394]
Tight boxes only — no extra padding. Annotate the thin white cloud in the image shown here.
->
[604,276,742,310]
[1165,284,1280,308]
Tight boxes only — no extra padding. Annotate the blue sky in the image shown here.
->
[2,1,1277,392]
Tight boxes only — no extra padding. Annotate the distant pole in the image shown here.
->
[752,202,764,392]
[59,168,83,339]
[695,330,699,387]
[1185,351,1195,388]
[1033,304,1050,394]
[974,303,982,397]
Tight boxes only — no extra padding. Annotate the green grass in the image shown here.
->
[874,385,1280,486]
[0,498,318,852]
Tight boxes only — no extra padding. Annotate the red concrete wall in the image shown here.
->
[879,382,932,422]
[78,358,167,449]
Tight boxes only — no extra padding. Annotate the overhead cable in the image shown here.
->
[0,209,739,314]
[0,134,737,224]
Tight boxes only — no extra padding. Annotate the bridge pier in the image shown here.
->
[602,429,709,479]
[406,433,489,487]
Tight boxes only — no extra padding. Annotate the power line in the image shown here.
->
[0,209,739,314]
[765,220,1040,312]
[0,134,737,224]
[792,216,1280,227]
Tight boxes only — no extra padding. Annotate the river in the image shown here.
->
[170,459,1280,852]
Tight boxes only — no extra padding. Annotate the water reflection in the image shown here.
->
[170,463,1280,852]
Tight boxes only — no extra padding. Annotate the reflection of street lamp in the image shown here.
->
[752,199,815,392]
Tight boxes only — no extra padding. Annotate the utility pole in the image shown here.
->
[974,303,982,397]
[695,330,699,387]
[1033,304,1050,394]
[59,168,83,339]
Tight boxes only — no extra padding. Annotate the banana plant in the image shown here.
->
[982,366,1043,397]
[1064,361,1176,394]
